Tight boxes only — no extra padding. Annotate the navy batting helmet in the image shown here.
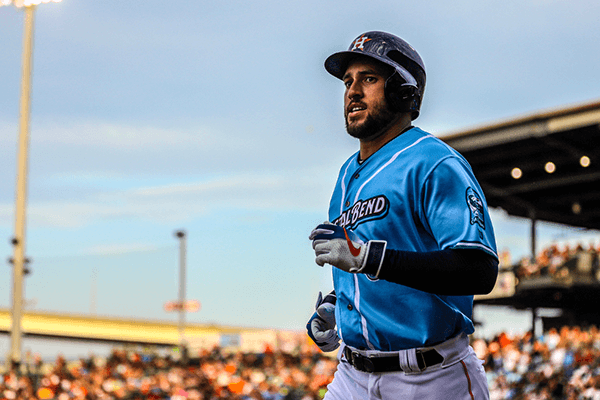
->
[325,31,426,120]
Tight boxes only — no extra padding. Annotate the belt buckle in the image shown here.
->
[350,351,375,373]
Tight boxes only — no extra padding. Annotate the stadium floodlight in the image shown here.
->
[0,0,62,7]
[1,0,62,369]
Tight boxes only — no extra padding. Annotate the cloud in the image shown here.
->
[2,117,277,154]
[1,115,355,179]
[0,115,348,230]
[0,168,335,228]
[28,119,215,150]
[83,243,159,256]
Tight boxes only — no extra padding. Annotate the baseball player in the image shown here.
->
[306,31,499,400]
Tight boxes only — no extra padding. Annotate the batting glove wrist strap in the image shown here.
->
[362,240,387,276]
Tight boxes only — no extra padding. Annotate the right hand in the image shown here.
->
[309,222,386,275]
[306,291,340,352]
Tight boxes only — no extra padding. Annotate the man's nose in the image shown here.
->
[347,82,363,100]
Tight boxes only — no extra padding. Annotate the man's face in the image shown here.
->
[343,57,396,141]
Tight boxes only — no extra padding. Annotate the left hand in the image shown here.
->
[306,291,339,352]
[309,222,387,274]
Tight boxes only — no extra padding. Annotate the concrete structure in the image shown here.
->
[0,308,303,355]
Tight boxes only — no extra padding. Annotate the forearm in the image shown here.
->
[362,248,498,296]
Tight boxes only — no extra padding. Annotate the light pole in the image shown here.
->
[1,0,62,369]
[174,230,188,363]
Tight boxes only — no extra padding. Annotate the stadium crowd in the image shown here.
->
[476,325,600,400]
[505,242,600,281]
[1,324,600,399]
[1,344,337,400]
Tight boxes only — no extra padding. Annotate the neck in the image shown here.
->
[359,113,413,161]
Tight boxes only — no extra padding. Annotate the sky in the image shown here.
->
[1,0,600,359]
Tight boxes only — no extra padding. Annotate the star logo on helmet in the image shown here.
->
[351,34,371,51]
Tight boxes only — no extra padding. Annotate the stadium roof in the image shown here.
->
[441,99,600,231]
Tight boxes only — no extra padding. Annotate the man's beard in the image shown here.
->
[345,100,397,141]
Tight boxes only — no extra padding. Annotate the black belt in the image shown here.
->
[343,346,443,373]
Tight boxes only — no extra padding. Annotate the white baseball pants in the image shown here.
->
[324,333,489,400]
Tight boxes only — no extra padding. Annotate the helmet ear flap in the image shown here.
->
[385,78,420,119]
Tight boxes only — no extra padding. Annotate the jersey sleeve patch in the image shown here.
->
[466,187,485,230]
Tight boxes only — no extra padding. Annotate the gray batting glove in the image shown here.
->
[309,222,387,275]
[306,291,339,352]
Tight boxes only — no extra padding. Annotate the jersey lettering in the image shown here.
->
[334,195,389,229]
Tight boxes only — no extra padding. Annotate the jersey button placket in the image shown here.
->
[347,304,353,311]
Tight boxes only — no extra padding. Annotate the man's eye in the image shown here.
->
[365,76,377,83]
[344,81,352,88]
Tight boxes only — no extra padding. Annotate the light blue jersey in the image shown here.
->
[328,127,497,351]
